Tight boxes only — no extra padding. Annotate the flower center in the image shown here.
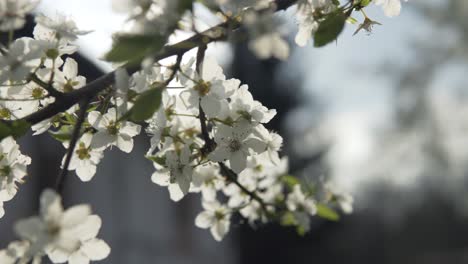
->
[46,48,59,59]
[106,122,120,135]
[0,108,11,119]
[32,87,44,99]
[0,165,11,177]
[228,139,242,152]
[193,80,211,96]
[214,210,225,221]
[75,142,91,160]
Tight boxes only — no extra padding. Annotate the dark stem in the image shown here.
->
[54,97,91,193]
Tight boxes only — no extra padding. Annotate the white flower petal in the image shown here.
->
[195,211,214,229]
[81,239,110,261]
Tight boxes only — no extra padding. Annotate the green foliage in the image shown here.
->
[356,0,372,7]
[129,87,163,122]
[316,203,340,221]
[280,175,300,189]
[146,155,166,166]
[314,11,347,47]
[49,125,74,142]
[0,120,30,141]
[105,34,165,64]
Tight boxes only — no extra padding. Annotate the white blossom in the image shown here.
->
[0,0,39,31]
[63,133,104,182]
[53,58,86,93]
[242,10,289,60]
[286,184,317,232]
[151,146,193,201]
[195,200,231,241]
[229,84,276,124]
[0,39,41,84]
[209,120,267,173]
[0,137,31,207]
[294,0,335,47]
[375,0,408,17]
[190,164,224,201]
[11,189,110,263]
[35,14,92,42]
[182,57,239,118]
[88,108,141,153]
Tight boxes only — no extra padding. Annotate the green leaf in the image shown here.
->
[281,175,300,189]
[0,120,30,141]
[316,203,340,221]
[347,16,358,24]
[314,11,347,47]
[359,0,372,7]
[146,156,166,166]
[49,125,74,142]
[130,88,163,122]
[105,34,165,63]
[280,212,296,226]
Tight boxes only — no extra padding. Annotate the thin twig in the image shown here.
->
[55,97,91,193]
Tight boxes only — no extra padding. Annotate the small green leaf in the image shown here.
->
[0,120,30,141]
[130,88,163,122]
[314,11,347,47]
[316,203,340,221]
[281,175,300,189]
[347,16,358,24]
[331,0,340,5]
[146,156,166,165]
[296,225,307,236]
[280,212,296,226]
[359,0,372,7]
[105,34,165,63]
[49,125,74,142]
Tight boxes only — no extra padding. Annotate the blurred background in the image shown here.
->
[2,0,468,263]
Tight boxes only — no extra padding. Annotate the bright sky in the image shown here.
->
[37,0,127,70]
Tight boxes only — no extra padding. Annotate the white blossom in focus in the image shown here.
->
[182,57,239,118]
[151,146,193,201]
[0,137,31,207]
[208,120,267,173]
[53,58,86,93]
[63,133,104,182]
[88,108,141,153]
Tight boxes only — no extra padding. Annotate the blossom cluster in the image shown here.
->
[0,0,411,261]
